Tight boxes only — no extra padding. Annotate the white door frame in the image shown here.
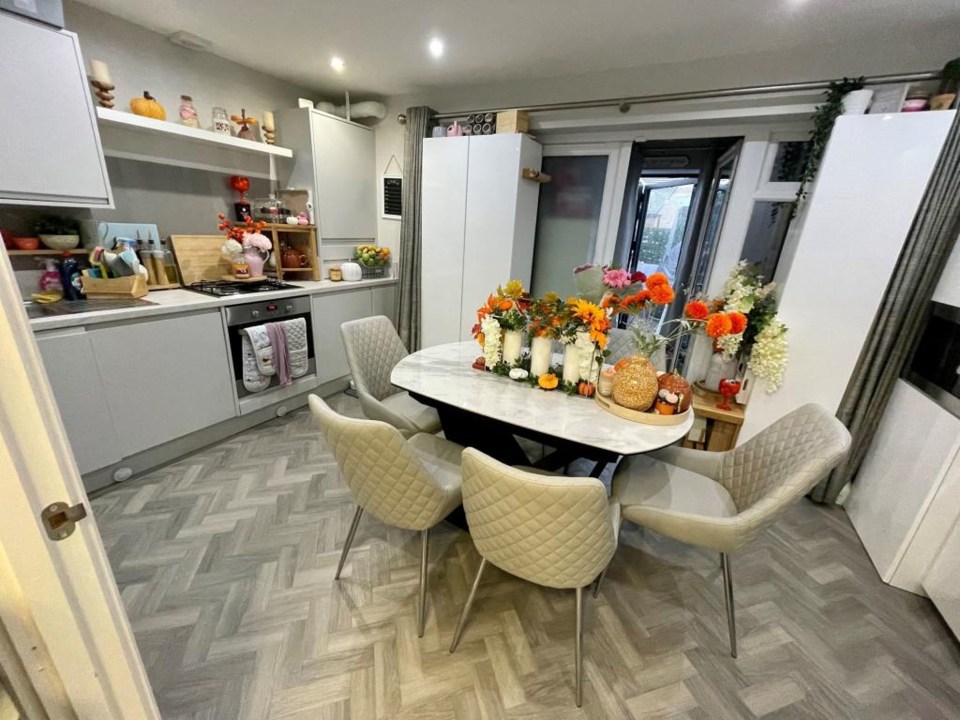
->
[541,142,632,263]
[0,249,159,719]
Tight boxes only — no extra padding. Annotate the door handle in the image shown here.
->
[41,501,88,541]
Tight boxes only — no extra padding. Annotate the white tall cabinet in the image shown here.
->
[421,134,542,347]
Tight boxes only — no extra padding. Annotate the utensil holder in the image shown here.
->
[81,271,149,298]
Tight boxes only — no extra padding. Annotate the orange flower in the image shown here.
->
[646,272,669,288]
[499,299,513,311]
[620,289,649,310]
[685,300,709,320]
[648,283,675,305]
[602,293,620,310]
[728,311,747,335]
[705,313,733,339]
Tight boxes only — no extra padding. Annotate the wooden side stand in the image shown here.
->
[683,387,745,452]
[261,224,320,281]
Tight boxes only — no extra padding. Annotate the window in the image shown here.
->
[740,201,794,280]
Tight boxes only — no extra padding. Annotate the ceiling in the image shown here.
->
[77,0,960,97]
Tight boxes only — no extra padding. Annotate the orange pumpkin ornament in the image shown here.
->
[130,91,166,120]
[577,381,596,397]
[657,371,692,412]
[538,373,559,390]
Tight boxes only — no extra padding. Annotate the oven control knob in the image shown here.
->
[285,304,293,312]
[251,310,260,318]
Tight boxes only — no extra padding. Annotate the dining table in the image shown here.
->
[391,341,694,477]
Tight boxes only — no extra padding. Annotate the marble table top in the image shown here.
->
[391,341,694,456]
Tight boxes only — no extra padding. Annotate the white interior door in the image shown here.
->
[530,142,630,296]
[0,252,159,719]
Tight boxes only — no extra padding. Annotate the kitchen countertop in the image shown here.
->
[28,277,398,331]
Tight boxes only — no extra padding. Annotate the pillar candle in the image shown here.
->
[90,59,112,85]
[262,110,275,129]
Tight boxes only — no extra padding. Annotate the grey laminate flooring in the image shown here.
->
[90,394,960,719]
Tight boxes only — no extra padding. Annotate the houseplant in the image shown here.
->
[35,216,80,250]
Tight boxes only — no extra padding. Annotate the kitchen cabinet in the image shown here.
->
[90,311,236,457]
[35,328,121,475]
[421,133,542,347]
[0,13,112,207]
[281,108,377,241]
[313,288,373,384]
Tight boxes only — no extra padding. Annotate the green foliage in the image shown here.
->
[793,77,865,213]
[35,216,79,236]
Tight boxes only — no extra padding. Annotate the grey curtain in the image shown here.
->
[395,106,435,351]
[810,111,960,504]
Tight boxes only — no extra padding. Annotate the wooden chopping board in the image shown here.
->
[169,235,234,285]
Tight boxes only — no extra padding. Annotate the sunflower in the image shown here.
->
[705,312,734,339]
[684,300,709,320]
[728,311,748,335]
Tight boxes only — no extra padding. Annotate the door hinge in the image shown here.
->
[41,501,88,541]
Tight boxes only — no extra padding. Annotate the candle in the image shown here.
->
[598,369,615,397]
[262,110,275,130]
[90,59,112,85]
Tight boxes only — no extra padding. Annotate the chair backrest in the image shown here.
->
[340,316,408,401]
[719,403,851,513]
[460,448,617,589]
[308,394,449,530]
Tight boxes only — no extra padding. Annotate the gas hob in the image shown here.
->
[187,278,301,297]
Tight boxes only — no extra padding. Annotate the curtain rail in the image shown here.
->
[401,71,939,123]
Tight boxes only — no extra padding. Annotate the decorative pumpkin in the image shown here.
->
[472,356,486,371]
[658,371,692,412]
[612,356,658,411]
[614,357,631,372]
[538,373,559,390]
[130,91,166,120]
[654,398,677,415]
[577,381,595,398]
[508,368,529,380]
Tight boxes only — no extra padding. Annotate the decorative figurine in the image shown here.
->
[89,60,115,109]
[230,109,258,140]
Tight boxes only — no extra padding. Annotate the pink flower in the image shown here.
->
[602,268,631,289]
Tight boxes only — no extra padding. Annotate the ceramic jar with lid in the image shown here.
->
[341,261,362,282]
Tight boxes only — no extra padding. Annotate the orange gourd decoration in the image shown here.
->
[577,381,595,397]
[538,373,559,390]
[658,372,692,412]
[130,91,166,120]
[614,357,631,372]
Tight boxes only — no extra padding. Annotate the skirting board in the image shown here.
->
[84,377,350,495]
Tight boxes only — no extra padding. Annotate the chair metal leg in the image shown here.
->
[575,586,584,707]
[449,557,488,653]
[592,566,608,598]
[417,528,430,638]
[335,506,363,580]
[721,552,737,658]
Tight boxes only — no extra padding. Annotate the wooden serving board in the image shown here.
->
[594,392,692,426]
[169,235,234,285]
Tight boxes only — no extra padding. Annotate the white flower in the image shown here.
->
[574,331,598,381]
[716,331,744,359]
[748,319,788,392]
[480,316,502,367]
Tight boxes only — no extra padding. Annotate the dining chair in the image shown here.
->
[340,315,441,435]
[606,326,666,368]
[308,394,462,637]
[450,449,620,707]
[611,403,850,658]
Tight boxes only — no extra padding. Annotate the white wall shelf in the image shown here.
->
[96,107,292,179]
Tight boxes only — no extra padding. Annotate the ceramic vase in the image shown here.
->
[502,330,524,366]
[530,336,552,377]
[703,352,738,392]
[243,248,265,278]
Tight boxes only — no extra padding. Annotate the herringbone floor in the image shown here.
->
[90,394,960,719]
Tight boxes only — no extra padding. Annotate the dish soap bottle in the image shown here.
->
[39,259,62,292]
[59,251,85,301]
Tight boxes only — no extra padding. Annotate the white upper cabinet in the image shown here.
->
[0,13,112,206]
[281,108,377,241]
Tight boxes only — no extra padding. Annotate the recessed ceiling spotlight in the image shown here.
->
[428,37,444,59]
[330,56,345,72]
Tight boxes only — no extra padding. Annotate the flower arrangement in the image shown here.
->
[573,263,647,304]
[472,280,532,366]
[217,213,270,260]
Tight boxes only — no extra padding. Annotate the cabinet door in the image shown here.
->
[0,14,110,206]
[313,289,373,384]
[371,284,397,322]
[91,312,236,457]
[421,136,469,347]
[35,328,121,475]
[311,112,376,239]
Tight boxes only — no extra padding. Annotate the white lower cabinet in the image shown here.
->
[371,284,397,320]
[313,288,373,384]
[90,311,236,457]
[35,328,122,474]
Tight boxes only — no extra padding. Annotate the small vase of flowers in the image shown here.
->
[218,213,272,279]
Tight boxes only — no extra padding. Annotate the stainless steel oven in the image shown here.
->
[904,301,960,418]
[224,295,317,413]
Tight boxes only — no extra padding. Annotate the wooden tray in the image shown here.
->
[221,274,267,282]
[594,392,691,426]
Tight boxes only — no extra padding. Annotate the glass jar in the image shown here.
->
[212,106,231,135]
[179,95,199,128]
[251,194,288,222]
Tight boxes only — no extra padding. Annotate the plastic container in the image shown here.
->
[39,259,62,292]
[59,252,84,300]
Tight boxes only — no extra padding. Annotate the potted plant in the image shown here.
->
[932,57,960,110]
[35,216,80,250]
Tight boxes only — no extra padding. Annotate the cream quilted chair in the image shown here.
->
[606,326,666,368]
[612,403,850,657]
[450,448,620,707]
[340,315,441,435]
[308,394,462,636]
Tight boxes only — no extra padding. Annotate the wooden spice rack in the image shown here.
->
[261,223,320,282]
